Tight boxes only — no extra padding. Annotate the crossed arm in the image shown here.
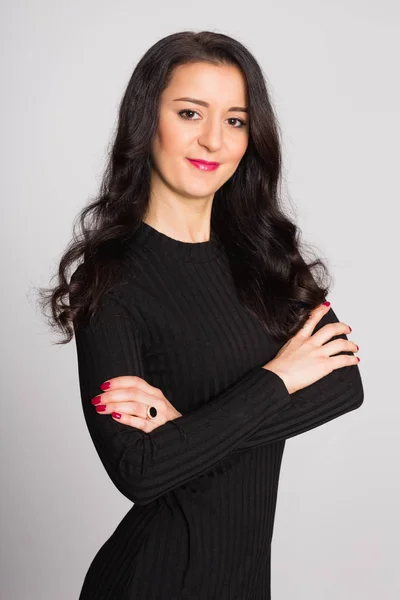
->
[73,291,364,506]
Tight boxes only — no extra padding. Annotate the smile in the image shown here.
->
[187,158,220,171]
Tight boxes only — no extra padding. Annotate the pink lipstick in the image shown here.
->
[187,158,220,171]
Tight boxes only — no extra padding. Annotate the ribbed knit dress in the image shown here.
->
[73,220,364,600]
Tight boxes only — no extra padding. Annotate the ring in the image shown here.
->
[146,405,158,420]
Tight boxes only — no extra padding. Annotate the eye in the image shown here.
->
[178,109,201,120]
[227,117,247,129]
[177,110,247,129]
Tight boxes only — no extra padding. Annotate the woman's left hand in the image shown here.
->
[90,376,183,433]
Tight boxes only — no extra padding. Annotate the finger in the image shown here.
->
[110,412,153,432]
[91,387,162,406]
[312,321,352,347]
[95,400,149,419]
[328,353,360,372]
[300,303,331,338]
[99,375,161,396]
[320,338,358,357]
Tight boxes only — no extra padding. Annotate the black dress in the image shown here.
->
[73,221,364,599]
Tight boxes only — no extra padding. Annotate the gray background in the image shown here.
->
[1,1,399,598]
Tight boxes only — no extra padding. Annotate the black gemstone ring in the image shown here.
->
[146,405,158,419]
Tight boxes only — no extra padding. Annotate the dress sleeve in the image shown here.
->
[73,290,291,506]
[236,306,364,451]
[73,288,363,506]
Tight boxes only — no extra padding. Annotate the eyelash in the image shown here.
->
[177,109,247,129]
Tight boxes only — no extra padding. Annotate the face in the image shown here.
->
[150,61,249,204]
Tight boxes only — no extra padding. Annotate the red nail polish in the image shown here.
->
[357,356,360,362]
[95,405,106,412]
[348,326,352,332]
[91,395,102,405]
[323,301,330,306]
[100,381,111,390]
[112,412,121,419]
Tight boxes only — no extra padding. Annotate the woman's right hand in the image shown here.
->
[263,303,360,395]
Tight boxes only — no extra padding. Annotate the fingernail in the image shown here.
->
[357,357,360,362]
[356,344,359,351]
[95,405,107,412]
[100,381,111,390]
[91,395,102,405]
[323,301,330,306]
[348,326,352,332]
[112,412,121,419]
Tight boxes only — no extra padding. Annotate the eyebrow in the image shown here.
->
[173,97,248,113]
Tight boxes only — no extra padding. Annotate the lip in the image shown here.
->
[187,158,220,171]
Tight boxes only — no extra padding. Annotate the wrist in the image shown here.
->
[262,363,292,394]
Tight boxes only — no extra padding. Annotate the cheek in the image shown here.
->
[238,133,249,155]
[157,117,191,156]
[229,137,248,165]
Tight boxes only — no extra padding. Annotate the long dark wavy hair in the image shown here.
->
[37,30,331,345]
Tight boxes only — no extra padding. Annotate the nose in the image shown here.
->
[197,116,223,152]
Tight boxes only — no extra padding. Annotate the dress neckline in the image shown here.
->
[131,220,224,263]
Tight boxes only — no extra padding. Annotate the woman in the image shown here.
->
[39,30,363,600]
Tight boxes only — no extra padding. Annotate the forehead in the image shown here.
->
[163,62,248,105]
